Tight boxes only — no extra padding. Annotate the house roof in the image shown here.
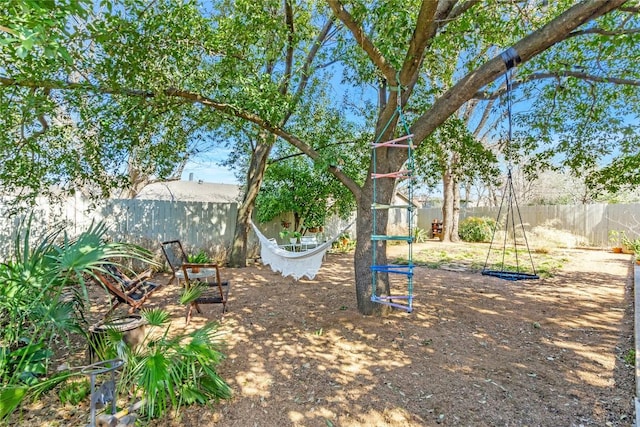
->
[134,181,242,203]
[395,192,421,208]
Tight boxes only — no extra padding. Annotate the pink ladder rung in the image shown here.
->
[371,134,415,148]
[371,170,412,179]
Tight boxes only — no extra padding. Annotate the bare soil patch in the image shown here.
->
[10,242,637,426]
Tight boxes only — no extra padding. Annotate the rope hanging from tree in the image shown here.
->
[370,75,416,312]
[482,49,539,281]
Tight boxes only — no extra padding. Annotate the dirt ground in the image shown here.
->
[10,242,637,426]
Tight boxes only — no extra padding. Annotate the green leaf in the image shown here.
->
[15,46,27,58]
[141,308,170,326]
[0,386,28,419]
[180,284,206,305]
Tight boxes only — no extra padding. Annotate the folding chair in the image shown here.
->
[160,240,189,286]
[300,235,319,250]
[94,264,162,318]
[161,240,230,323]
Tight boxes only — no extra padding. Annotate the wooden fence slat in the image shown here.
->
[418,203,640,247]
[1,199,638,261]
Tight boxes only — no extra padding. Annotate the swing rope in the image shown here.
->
[482,51,539,281]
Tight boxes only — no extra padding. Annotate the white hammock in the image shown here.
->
[250,220,353,280]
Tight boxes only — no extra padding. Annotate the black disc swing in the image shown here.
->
[481,48,539,282]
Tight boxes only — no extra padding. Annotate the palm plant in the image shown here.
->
[0,217,155,418]
[99,308,232,419]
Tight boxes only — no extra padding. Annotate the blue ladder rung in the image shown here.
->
[371,264,413,276]
[371,235,413,242]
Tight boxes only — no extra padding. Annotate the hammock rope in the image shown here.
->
[250,220,353,280]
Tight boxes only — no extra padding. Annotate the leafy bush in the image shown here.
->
[332,233,354,252]
[458,217,496,243]
[187,249,210,264]
[1,219,231,421]
[622,234,640,255]
[100,309,232,418]
[0,217,154,418]
[413,227,428,243]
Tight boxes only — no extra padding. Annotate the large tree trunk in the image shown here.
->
[442,153,462,242]
[121,167,150,199]
[229,135,273,267]
[354,175,396,315]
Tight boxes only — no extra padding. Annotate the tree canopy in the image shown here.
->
[2,1,639,314]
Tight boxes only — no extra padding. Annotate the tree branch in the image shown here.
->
[326,0,397,84]
[278,0,295,95]
[270,139,358,163]
[290,18,334,110]
[400,0,441,88]
[18,88,50,147]
[411,0,629,143]
[472,70,640,100]
[568,27,640,38]
[619,6,640,13]
[447,1,481,22]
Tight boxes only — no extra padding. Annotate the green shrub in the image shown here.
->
[0,216,155,418]
[332,234,354,252]
[458,217,496,242]
[103,309,232,418]
[187,250,210,263]
[413,227,428,243]
[58,379,90,405]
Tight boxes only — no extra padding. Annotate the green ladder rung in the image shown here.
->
[371,203,411,210]
[371,235,413,242]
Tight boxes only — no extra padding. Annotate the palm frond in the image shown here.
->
[141,308,170,327]
[180,283,206,305]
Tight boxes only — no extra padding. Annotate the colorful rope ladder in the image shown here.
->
[370,82,415,312]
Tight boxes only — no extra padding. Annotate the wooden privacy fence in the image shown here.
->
[1,197,638,260]
[0,196,352,262]
[418,203,640,247]
[102,199,238,250]
[0,197,238,261]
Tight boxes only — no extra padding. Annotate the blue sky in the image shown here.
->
[180,63,376,186]
[181,161,239,184]
[181,148,240,184]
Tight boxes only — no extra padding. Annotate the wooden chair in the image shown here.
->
[160,240,189,285]
[161,240,230,323]
[94,264,162,318]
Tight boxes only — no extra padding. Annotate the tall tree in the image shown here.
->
[324,0,635,313]
[2,1,639,316]
[1,0,226,202]
[209,1,341,267]
[414,115,500,241]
